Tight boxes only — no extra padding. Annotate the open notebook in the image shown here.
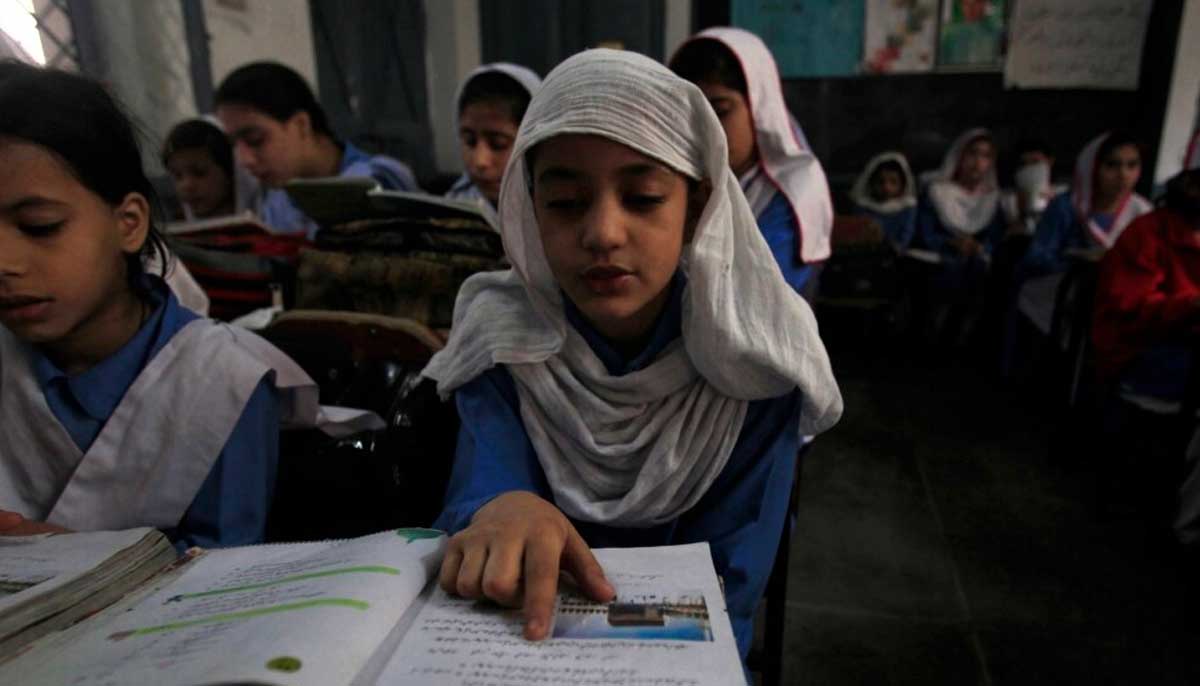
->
[0,529,745,685]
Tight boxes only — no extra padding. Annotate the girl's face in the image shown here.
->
[532,134,701,346]
[0,139,147,348]
[217,104,310,188]
[166,147,234,218]
[697,81,757,177]
[1095,144,1141,201]
[871,168,905,202]
[956,138,995,189]
[459,100,520,206]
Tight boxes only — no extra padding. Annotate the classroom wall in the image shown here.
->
[202,0,318,91]
[696,0,1186,207]
[1154,0,1200,185]
[425,0,483,176]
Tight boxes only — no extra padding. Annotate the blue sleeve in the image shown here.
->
[169,378,280,549]
[343,157,419,192]
[676,392,801,660]
[916,192,948,253]
[432,367,551,533]
[892,207,918,250]
[758,193,815,294]
[1019,193,1075,278]
[978,206,1007,258]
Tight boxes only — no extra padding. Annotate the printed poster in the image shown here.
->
[863,0,939,74]
[937,0,1006,70]
[731,0,865,78]
[1004,0,1151,90]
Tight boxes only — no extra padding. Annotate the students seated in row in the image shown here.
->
[445,63,541,228]
[917,128,1005,342]
[214,62,418,239]
[424,50,842,662]
[849,152,918,250]
[162,117,258,221]
[670,27,834,301]
[0,62,318,548]
[1092,168,1200,406]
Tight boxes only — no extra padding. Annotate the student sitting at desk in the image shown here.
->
[162,117,259,222]
[214,62,418,239]
[850,151,918,250]
[445,63,541,229]
[423,49,842,663]
[0,62,318,549]
[670,27,833,301]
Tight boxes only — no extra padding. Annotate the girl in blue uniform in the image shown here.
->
[214,61,419,238]
[0,62,319,548]
[423,50,842,664]
[444,63,540,229]
[850,152,919,250]
[670,28,833,302]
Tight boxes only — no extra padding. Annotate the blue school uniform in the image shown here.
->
[916,189,1006,300]
[854,204,918,250]
[758,190,817,298]
[434,275,802,661]
[1018,192,1113,278]
[259,141,419,239]
[30,278,279,549]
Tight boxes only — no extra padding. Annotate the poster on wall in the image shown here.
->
[937,0,1006,70]
[1004,0,1151,91]
[731,0,865,78]
[862,0,939,74]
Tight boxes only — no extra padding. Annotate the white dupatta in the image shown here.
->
[422,50,841,527]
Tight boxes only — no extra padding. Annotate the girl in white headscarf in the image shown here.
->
[850,151,919,250]
[669,27,833,301]
[425,49,841,662]
[445,63,541,228]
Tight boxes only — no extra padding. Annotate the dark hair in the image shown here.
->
[1014,136,1052,160]
[1164,169,1200,222]
[0,60,166,295]
[668,38,748,98]
[1095,130,1141,166]
[458,71,533,127]
[870,159,907,192]
[162,118,234,178]
[214,61,334,139]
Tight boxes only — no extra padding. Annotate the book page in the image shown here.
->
[375,543,746,686]
[3,529,445,686]
[0,529,155,609]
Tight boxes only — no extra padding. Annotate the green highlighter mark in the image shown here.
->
[395,528,443,543]
[113,598,370,638]
[267,656,302,673]
[167,566,401,602]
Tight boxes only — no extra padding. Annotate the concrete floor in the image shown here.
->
[777,335,1200,685]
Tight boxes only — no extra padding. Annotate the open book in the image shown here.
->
[0,530,745,685]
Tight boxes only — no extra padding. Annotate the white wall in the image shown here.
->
[663,0,693,57]
[424,0,481,175]
[203,0,318,92]
[1154,0,1200,186]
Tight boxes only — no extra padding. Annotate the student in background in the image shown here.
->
[161,117,259,221]
[214,62,418,239]
[1001,137,1063,238]
[670,27,833,301]
[0,62,319,548]
[849,152,918,250]
[424,50,842,663]
[917,127,1006,343]
[445,63,540,229]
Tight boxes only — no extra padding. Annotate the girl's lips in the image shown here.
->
[0,297,52,322]
[582,267,634,295]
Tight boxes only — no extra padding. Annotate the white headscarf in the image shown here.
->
[1071,131,1152,249]
[445,63,542,228]
[850,151,917,214]
[925,127,1001,236]
[672,27,833,264]
[422,49,842,527]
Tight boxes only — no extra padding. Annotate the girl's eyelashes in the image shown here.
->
[18,221,65,237]
[544,197,586,211]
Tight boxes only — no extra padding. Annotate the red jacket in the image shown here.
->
[1092,208,1200,382]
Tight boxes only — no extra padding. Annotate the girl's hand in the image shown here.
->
[0,509,69,535]
[438,491,615,640]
